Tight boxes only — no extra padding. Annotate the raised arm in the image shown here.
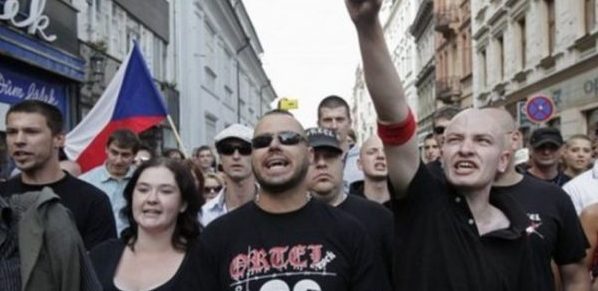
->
[346,0,420,197]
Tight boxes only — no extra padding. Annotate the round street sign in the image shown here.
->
[525,95,555,123]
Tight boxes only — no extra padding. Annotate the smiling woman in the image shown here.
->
[89,158,202,291]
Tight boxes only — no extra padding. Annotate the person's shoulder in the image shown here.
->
[309,199,368,230]
[78,166,104,180]
[0,176,22,196]
[520,175,570,198]
[564,168,596,189]
[203,202,255,233]
[63,174,108,196]
[343,195,393,218]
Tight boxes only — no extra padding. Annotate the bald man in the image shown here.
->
[489,108,589,291]
[349,135,391,205]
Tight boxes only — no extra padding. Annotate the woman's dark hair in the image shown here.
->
[181,158,205,208]
[121,158,200,251]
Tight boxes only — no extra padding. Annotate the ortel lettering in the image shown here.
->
[0,0,57,42]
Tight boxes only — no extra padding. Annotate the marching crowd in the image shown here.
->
[2,0,598,290]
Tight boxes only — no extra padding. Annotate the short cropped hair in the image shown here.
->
[317,95,351,120]
[107,129,141,153]
[7,100,63,135]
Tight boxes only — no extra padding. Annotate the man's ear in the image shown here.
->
[497,150,511,173]
[54,133,65,148]
[357,158,363,171]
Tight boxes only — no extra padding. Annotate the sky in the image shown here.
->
[243,0,361,127]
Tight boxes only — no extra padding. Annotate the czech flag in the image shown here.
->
[65,43,168,172]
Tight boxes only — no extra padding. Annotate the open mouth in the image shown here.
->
[374,162,386,170]
[265,158,290,170]
[454,161,477,173]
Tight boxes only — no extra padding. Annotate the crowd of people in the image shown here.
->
[1,0,598,290]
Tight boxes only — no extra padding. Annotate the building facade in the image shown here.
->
[352,0,419,144]
[411,0,437,138]
[173,0,276,150]
[0,0,86,176]
[472,0,598,140]
[435,0,473,108]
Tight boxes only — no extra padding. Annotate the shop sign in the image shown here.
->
[0,66,67,114]
[0,0,57,42]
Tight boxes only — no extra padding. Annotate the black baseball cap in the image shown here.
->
[306,127,343,154]
[530,127,564,148]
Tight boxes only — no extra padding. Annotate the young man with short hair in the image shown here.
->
[0,100,116,249]
[422,133,440,164]
[562,134,593,180]
[80,129,140,234]
[317,95,363,191]
[307,128,393,285]
[350,135,391,205]
[193,145,216,174]
[199,124,257,226]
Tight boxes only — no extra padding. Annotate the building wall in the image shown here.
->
[435,0,473,107]
[174,0,276,150]
[472,0,598,139]
[412,0,437,138]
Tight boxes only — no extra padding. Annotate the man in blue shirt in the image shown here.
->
[80,129,140,234]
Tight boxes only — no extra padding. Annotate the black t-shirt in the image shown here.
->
[0,173,116,249]
[90,239,201,291]
[525,170,571,187]
[338,194,394,285]
[199,198,391,291]
[391,162,537,291]
[492,175,588,291]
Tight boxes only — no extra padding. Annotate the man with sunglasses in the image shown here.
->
[347,0,535,290]
[306,127,394,287]
[199,110,390,291]
[199,124,257,226]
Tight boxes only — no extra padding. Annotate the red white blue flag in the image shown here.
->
[65,43,168,172]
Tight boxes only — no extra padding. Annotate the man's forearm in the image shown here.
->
[356,17,408,123]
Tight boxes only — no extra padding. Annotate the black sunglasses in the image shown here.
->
[217,143,252,156]
[433,126,445,135]
[204,186,223,193]
[252,131,306,149]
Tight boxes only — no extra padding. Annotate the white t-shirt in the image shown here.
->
[563,161,598,215]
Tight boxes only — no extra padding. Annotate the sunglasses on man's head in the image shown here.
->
[217,143,252,156]
[433,126,446,135]
[251,131,306,149]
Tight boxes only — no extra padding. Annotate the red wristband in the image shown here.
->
[377,109,416,146]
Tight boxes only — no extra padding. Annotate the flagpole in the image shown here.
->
[166,115,189,158]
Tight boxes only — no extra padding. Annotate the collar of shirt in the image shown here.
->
[99,164,135,182]
[446,184,529,240]
[592,161,598,179]
[204,188,227,213]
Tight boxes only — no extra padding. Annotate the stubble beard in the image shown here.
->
[255,157,310,195]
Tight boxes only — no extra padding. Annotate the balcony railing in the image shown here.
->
[435,7,458,36]
[436,76,462,102]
